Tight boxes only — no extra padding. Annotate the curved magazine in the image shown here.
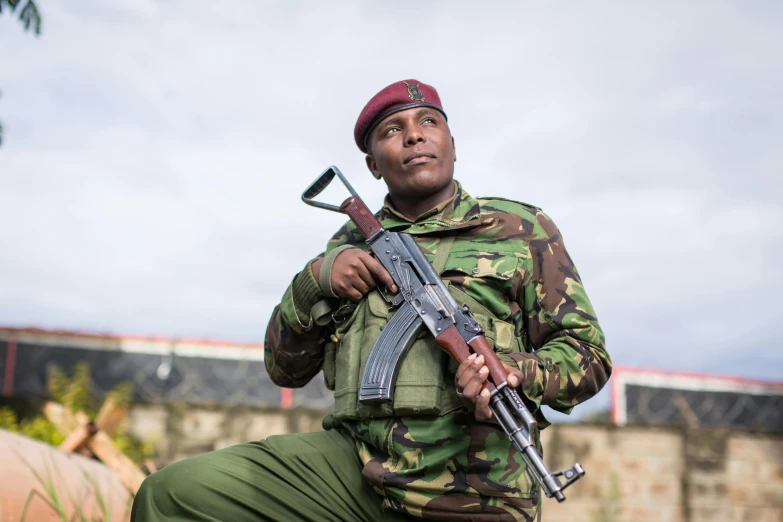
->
[358,303,425,404]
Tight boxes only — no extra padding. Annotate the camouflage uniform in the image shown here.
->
[265,181,611,521]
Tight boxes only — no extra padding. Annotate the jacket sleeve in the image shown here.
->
[263,221,362,388]
[264,258,329,388]
[507,210,612,415]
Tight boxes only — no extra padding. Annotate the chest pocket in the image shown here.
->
[440,248,523,353]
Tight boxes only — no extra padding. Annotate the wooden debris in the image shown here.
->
[43,399,149,494]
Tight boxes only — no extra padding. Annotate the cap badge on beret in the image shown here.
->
[404,82,425,101]
[354,79,446,153]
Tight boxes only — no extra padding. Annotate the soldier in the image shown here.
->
[131,80,611,522]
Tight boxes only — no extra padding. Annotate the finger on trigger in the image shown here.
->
[369,255,398,293]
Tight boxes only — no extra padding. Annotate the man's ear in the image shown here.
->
[365,154,382,180]
[452,136,457,162]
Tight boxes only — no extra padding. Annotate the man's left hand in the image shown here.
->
[455,354,524,422]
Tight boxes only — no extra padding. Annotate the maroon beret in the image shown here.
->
[354,79,447,153]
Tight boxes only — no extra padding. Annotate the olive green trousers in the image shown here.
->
[131,428,414,522]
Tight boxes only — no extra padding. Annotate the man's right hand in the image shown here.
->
[312,250,398,302]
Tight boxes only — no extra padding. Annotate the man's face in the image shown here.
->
[365,107,457,200]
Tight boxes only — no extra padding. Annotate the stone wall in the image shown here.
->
[539,424,783,522]
[127,404,783,522]
[128,403,325,464]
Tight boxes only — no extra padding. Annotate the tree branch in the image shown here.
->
[0,0,42,35]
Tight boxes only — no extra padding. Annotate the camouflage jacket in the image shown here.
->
[264,181,611,521]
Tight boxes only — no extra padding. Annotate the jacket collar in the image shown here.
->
[377,180,483,234]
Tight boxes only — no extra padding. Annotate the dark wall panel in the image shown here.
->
[12,341,286,407]
[0,340,7,394]
[625,384,782,433]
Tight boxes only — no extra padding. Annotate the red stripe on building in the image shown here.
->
[281,388,293,409]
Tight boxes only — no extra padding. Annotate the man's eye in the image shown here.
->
[385,127,400,135]
[423,117,436,124]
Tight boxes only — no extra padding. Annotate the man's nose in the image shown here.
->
[405,126,426,145]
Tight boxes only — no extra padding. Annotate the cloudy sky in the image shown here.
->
[1,1,781,416]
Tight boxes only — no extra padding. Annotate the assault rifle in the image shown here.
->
[302,166,584,502]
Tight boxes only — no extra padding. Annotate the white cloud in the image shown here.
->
[1,0,781,388]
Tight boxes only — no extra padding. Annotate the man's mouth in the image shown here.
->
[404,152,435,165]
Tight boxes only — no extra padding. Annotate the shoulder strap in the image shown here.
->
[432,235,456,274]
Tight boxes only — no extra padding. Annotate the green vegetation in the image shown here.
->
[0,361,155,463]
[9,450,130,522]
[0,0,41,34]
[0,0,42,146]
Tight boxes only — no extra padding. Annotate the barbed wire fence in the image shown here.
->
[126,352,335,410]
[624,384,782,433]
[5,337,335,411]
